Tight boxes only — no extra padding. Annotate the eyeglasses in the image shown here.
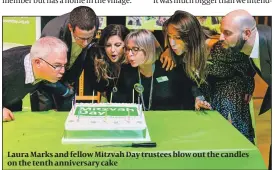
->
[39,58,66,71]
[73,34,94,42]
[124,47,142,55]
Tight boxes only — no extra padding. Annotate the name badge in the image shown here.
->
[156,76,169,83]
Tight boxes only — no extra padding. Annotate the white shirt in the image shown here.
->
[249,30,259,59]
[24,53,35,84]
[249,30,261,71]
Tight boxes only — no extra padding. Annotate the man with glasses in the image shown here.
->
[3,36,68,122]
[31,6,99,111]
[220,9,271,170]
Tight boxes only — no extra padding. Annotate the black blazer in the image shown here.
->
[256,25,272,114]
[41,13,96,85]
[2,46,40,110]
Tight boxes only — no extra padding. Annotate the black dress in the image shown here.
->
[111,60,196,110]
[205,41,256,143]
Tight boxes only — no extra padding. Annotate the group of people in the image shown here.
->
[2,6,271,166]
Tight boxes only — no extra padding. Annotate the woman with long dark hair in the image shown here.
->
[83,24,129,99]
[163,10,255,143]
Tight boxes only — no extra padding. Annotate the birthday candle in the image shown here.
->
[110,92,113,103]
[132,89,134,103]
[138,96,141,112]
[128,109,130,122]
[92,90,95,104]
[104,110,108,122]
[71,100,74,115]
[73,93,76,109]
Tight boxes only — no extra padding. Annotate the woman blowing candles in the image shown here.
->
[112,29,197,110]
[162,10,255,143]
[162,10,212,110]
[83,24,129,101]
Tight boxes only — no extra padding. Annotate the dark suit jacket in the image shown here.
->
[41,13,93,85]
[256,25,272,114]
[3,46,40,111]
[30,13,99,111]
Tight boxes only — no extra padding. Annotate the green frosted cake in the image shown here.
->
[62,103,150,143]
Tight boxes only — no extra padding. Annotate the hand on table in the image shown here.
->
[195,97,212,111]
[3,107,15,122]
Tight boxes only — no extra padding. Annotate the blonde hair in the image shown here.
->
[124,29,162,65]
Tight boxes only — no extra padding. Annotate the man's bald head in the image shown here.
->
[220,9,257,54]
[222,9,256,31]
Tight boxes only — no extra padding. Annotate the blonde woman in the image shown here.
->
[112,29,196,110]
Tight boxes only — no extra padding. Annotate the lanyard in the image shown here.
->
[138,64,155,111]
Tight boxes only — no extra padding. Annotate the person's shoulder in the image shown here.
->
[41,13,70,37]
[121,63,137,72]
[257,25,271,46]
[257,24,271,33]
[87,46,100,58]
[43,13,70,27]
[154,60,165,72]
[210,41,230,61]
[154,60,174,77]
[3,45,31,59]
[210,40,225,55]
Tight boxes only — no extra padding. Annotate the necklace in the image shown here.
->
[111,67,121,93]
[138,64,155,111]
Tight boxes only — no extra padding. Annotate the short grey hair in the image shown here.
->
[124,29,162,64]
[30,36,68,59]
